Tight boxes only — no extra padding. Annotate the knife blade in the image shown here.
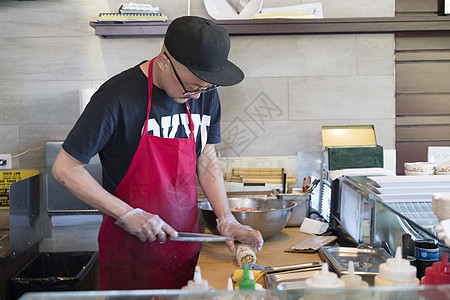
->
[170,232,233,242]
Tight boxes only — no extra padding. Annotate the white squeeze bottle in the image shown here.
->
[374,246,420,286]
[304,263,345,300]
[341,260,369,288]
[182,266,215,292]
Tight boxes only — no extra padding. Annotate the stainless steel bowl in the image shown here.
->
[198,198,297,240]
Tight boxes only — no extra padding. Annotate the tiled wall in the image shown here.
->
[0,0,395,172]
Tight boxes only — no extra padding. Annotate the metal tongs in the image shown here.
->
[170,232,233,243]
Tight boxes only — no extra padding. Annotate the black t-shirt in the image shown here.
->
[63,61,221,193]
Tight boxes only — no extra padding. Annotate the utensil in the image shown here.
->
[304,178,320,194]
[199,198,296,240]
[263,262,324,290]
[262,261,323,274]
[170,232,233,243]
[402,234,411,259]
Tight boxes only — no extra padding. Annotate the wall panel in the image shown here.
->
[395,1,450,173]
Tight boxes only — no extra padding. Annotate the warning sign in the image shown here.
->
[0,170,39,209]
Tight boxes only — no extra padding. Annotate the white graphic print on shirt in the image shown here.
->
[145,113,211,152]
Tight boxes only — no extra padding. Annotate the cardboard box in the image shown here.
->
[322,125,383,170]
[325,145,384,170]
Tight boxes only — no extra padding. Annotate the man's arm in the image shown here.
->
[197,144,263,252]
[52,148,177,242]
[52,148,133,218]
[196,144,232,220]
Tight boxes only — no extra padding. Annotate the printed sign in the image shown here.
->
[0,170,39,209]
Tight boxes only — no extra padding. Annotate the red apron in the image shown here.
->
[97,58,201,290]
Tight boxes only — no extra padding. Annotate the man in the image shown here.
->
[52,16,263,290]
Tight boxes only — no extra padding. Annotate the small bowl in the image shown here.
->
[435,171,450,175]
[198,198,296,240]
[404,162,435,172]
[435,160,450,173]
[405,169,434,176]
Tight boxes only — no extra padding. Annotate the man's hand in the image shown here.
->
[115,208,178,242]
[217,215,263,252]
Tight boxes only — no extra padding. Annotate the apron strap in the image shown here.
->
[185,103,195,134]
[144,57,195,137]
[144,59,155,135]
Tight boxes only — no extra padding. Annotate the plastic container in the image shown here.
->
[305,262,345,289]
[341,260,369,288]
[238,264,255,290]
[421,253,450,285]
[304,263,345,300]
[10,251,98,300]
[415,239,439,279]
[182,266,214,292]
[374,246,419,286]
[341,261,369,300]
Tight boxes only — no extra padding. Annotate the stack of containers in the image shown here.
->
[432,192,450,222]
[404,162,435,176]
[435,160,450,175]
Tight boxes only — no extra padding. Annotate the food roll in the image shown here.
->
[236,244,257,267]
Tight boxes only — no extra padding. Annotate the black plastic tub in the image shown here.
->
[10,251,98,299]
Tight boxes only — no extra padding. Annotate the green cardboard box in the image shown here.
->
[325,145,384,170]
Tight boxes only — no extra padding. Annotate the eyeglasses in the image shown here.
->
[164,52,218,96]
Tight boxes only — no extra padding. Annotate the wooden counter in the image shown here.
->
[198,227,321,290]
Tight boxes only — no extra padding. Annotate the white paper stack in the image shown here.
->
[368,175,450,203]
[119,2,160,14]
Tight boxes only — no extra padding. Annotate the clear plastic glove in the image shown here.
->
[217,215,263,253]
[115,208,178,242]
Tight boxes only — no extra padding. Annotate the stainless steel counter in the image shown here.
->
[17,283,450,299]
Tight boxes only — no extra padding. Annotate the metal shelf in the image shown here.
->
[90,16,450,38]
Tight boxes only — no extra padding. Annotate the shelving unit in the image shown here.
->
[90,16,450,38]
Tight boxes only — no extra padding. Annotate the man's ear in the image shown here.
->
[155,53,169,70]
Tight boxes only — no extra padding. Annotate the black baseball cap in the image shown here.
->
[164,16,244,86]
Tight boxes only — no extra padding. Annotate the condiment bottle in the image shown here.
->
[238,264,255,290]
[374,246,419,286]
[227,277,234,291]
[304,263,345,300]
[181,265,214,292]
[305,262,345,288]
[421,253,450,285]
[415,239,439,279]
[341,260,369,288]
[249,271,264,290]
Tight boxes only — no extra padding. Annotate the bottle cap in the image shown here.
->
[239,264,256,290]
[227,277,234,291]
[378,246,417,283]
[182,266,213,291]
[341,261,369,288]
[421,253,450,285]
[305,263,345,288]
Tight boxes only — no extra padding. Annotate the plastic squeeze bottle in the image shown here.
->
[374,246,420,286]
[421,253,450,285]
[304,263,345,300]
[305,262,345,289]
[239,264,256,290]
[341,261,369,288]
[182,266,215,292]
